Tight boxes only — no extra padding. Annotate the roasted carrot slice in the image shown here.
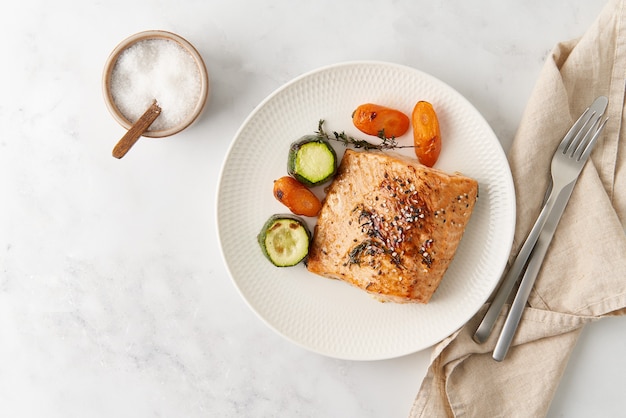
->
[352,103,410,138]
[412,101,441,167]
[273,176,322,217]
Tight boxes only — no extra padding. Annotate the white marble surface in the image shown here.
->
[1,0,623,416]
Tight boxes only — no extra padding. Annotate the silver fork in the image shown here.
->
[473,96,609,346]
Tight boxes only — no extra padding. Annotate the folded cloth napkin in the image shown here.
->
[410,0,626,416]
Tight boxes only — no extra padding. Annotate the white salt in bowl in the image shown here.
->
[102,30,209,138]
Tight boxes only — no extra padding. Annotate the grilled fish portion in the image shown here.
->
[307,150,478,303]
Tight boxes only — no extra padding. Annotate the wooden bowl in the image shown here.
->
[102,30,209,138]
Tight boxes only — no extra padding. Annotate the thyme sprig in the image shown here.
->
[316,120,414,151]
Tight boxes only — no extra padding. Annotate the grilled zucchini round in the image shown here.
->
[257,214,311,267]
[287,135,337,186]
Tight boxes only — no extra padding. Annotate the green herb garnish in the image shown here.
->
[316,120,414,151]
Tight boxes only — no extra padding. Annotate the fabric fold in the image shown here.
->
[410,0,626,416]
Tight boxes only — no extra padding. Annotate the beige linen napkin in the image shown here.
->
[410,0,626,416]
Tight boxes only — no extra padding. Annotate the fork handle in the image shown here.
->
[472,182,562,343]
[492,181,575,360]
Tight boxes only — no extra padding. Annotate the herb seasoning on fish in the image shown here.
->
[348,171,434,269]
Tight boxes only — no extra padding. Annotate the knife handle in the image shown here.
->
[492,231,551,361]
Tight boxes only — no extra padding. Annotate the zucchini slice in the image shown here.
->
[287,135,337,186]
[258,215,311,267]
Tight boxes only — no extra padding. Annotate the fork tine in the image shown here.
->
[576,117,608,162]
[560,96,609,157]
[564,110,597,157]
[571,113,601,159]
[559,108,591,154]
[569,96,610,158]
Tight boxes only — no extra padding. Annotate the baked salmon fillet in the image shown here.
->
[307,149,478,303]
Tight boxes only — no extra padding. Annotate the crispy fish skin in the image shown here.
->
[307,149,478,303]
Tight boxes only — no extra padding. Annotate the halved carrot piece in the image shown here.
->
[412,101,441,167]
[352,103,410,138]
[273,176,322,217]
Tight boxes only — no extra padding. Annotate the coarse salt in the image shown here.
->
[110,38,201,132]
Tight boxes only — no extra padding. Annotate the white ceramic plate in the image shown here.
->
[217,61,515,360]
